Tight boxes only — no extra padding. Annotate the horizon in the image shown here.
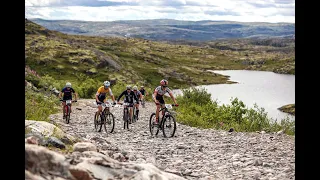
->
[25,0,295,23]
[28,17,295,24]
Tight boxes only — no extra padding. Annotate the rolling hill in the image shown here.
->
[29,18,295,41]
[25,19,294,91]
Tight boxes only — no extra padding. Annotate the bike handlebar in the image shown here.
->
[60,99,77,102]
[155,103,179,107]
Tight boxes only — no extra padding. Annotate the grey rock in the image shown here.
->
[47,136,66,149]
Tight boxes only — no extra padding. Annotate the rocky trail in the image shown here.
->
[25,99,295,180]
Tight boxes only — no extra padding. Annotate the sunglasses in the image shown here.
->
[162,86,167,88]
[127,88,131,90]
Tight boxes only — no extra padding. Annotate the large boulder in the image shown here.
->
[25,143,186,180]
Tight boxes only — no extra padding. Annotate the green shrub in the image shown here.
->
[25,88,60,121]
[175,88,295,135]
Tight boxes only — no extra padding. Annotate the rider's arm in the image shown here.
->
[74,92,78,100]
[117,91,125,102]
[169,92,177,104]
[71,88,78,100]
[95,87,102,102]
[108,88,116,103]
[59,88,65,99]
[153,90,158,103]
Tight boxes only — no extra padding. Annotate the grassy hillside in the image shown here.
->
[25,19,294,92]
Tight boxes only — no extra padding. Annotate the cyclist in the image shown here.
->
[139,86,148,96]
[117,85,139,123]
[133,86,143,120]
[152,79,178,125]
[139,86,148,107]
[59,82,78,119]
[95,81,116,119]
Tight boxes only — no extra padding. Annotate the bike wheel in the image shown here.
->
[104,112,115,133]
[98,113,104,132]
[123,108,129,129]
[162,114,176,138]
[149,113,159,136]
[65,105,70,124]
[94,112,99,131]
[132,106,137,123]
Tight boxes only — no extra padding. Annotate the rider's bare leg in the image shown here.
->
[135,103,139,120]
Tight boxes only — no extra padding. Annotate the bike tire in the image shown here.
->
[98,113,104,132]
[132,106,137,123]
[94,112,99,131]
[124,108,129,129]
[149,113,159,136]
[104,112,115,133]
[162,114,176,138]
[65,105,70,124]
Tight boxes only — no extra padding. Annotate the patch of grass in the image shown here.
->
[25,88,60,122]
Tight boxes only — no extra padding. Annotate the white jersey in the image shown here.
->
[154,86,172,96]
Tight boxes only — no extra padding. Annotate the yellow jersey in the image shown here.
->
[96,86,113,101]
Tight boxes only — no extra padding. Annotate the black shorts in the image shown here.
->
[63,96,72,101]
[156,95,165,104]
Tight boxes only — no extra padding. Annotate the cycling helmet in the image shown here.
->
[133,86,138,90]
[160,79,168,86]
[66,82,72,88]
[103,81,110,87]
[141,86,144,88]
[126,85,132,90]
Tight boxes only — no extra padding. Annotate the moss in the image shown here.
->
[278,104,295,116]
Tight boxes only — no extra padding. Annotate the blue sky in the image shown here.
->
[25,0,295,23]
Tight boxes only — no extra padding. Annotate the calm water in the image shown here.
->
[173,70,295,121]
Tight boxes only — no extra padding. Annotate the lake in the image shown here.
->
[172,70,295,121]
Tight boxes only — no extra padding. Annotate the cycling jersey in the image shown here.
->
[154,86,172,96]
[117,90,139,104]
[134,90,142,98]
[139,89,147,96]
[96,86,113,102]
[61,87,75,100]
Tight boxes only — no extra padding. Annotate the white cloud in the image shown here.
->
[25,0,295,23]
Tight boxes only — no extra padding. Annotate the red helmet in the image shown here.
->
[160,79,168,86]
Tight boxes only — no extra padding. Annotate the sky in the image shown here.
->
[25,0,295,23]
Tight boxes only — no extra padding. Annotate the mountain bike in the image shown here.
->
[141,95,146,108]
[60,99,77,124]
[149,104,178,138]
[94,101,116,133]
[118,102,134,129]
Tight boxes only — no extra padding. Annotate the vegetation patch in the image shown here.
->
[278,104,295,116]
[174,88,295,135]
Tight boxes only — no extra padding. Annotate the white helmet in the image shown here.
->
[126,85,132,90]
[66,82,71,88]
[133,86,138,90]
[141,86,144,88]
[103,81,110,87]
